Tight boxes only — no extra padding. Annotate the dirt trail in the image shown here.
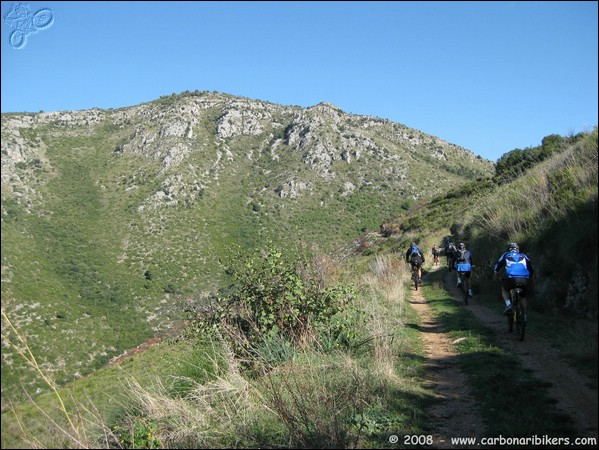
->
[411,264,598,445]
[409,265,484,448]
[444,273,598,437]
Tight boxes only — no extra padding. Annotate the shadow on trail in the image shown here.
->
[414,262,591,439]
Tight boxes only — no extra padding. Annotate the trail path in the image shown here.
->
[408,265,484,448]
[410,264,598,447]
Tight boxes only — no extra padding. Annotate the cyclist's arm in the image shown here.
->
[493,253,506,272]
[493,255,505,279]
[525,255,534,277]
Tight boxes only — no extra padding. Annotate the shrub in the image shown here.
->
[187,247,359,367]
[112,417,161,449]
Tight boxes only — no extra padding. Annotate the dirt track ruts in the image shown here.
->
[410,264,598,446]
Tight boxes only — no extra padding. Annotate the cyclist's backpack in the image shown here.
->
[455,248,467,262]
[447,243,456,257]
[455,249,471,272]
[410,247,423,265]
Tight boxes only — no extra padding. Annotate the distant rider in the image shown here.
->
[406,242,425,285]
[493,242,534,316]
[445,240,457,271]
[431,245,440,265]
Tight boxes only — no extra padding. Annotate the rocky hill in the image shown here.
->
[0,90,493,400]
[2,91,492,209]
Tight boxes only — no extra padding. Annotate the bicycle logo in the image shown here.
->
[3,3,54,49]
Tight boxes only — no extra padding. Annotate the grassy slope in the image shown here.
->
[1,238,589,448]
[1,102,493,403]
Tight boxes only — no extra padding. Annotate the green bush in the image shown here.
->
[112,417,161,449]
[187,247,359,366]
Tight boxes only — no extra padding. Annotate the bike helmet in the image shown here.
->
[458,242,466,250]
[508,242,519,251]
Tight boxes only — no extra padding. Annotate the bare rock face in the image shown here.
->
[276,179,312,199]
[216,108,264,138]
[1,91,493,213]
[1,115,48,210]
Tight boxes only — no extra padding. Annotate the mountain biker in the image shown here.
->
[493,242,534,316]
[455,242,474,298]
[445,240,457,271]
[431,244,440,265]
[406,242,425,285]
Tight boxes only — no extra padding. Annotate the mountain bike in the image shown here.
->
[446,252,455,272]
[457,272,472,305]
[458,278,469,305]
[455,261,472,305]
[507,284,526,341]
[411,264,421,291]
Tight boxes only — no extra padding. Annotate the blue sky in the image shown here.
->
[2,1,597,162]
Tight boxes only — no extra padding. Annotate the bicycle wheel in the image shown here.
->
[414,271,418,291]
[515,303,526,341]
[9,30,27,49]
[33,9,54,30]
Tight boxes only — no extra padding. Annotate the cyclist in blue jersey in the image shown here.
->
[493,243,534,315]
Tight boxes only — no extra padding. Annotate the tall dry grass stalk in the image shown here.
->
[119,336,270,449]
[1,308,114,449]
[358,254,408,381]
[260,353,364,449]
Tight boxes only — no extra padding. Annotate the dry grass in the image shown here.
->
[259,353,365,449]
[123,367,257,448]
[1,308,118,449]
[475,132,598,241]
[358,254,408,381]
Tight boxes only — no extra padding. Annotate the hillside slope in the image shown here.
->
[1,91,493,401]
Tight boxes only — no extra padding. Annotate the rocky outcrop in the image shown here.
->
[1,91,494,214]
[275,179,312,199]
